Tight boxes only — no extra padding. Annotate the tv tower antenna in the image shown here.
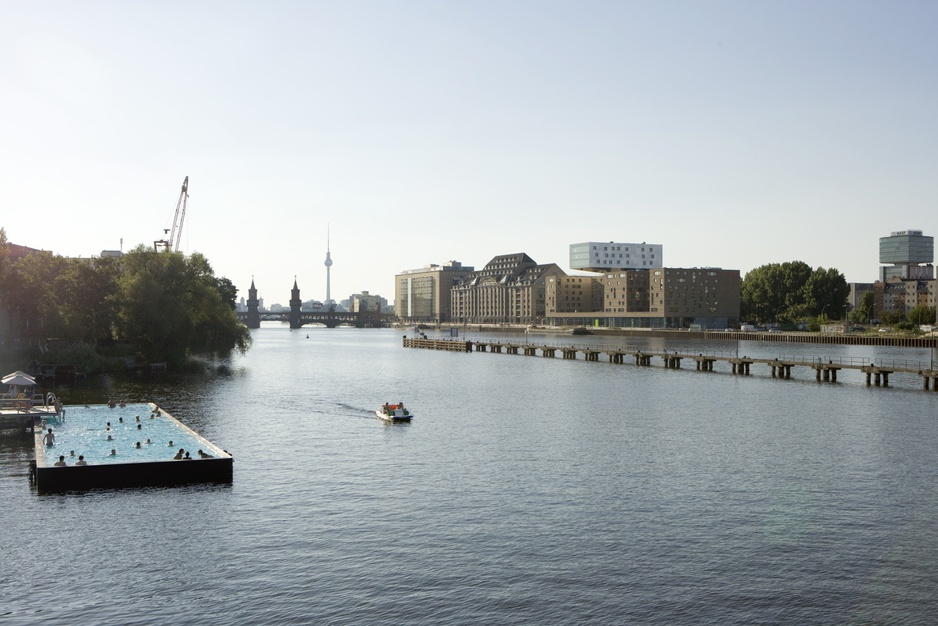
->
[324,225,333,307]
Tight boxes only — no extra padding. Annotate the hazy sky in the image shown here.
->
[2,1,935,306]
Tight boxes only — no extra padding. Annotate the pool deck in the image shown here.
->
[0,402,59,434]
[32,403,233,492]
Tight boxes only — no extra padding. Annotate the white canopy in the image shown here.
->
[2,371,37,386]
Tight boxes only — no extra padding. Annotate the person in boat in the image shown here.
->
[43,428,56,447]
[53,455,67,466]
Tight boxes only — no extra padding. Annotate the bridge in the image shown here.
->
[237,308,385,329]
[238,278,388,329]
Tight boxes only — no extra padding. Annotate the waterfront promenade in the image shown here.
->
[403,337,938,390]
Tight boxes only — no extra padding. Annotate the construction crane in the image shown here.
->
[154,176,189,252]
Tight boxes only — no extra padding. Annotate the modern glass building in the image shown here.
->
[879,230,934,281]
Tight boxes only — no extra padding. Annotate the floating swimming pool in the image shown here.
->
[33,403,232,492]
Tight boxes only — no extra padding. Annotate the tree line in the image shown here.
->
[741,260,935,328]
[0,228,250,371]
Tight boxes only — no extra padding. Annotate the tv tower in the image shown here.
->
[324,226,333,308]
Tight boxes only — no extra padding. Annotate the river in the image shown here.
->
[2,326,938,625]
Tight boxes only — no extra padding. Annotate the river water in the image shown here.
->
[3,327,938,625]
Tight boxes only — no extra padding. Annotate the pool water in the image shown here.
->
[38,403,226,466]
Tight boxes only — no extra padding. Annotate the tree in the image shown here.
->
[55,256,121,345]
[4,250,69,337]
[803,267,851,320]
[849,292,875,324]
[741,261,849,324]
[0,227,9,295]
[115,247,250,368]
[908,305,937,326]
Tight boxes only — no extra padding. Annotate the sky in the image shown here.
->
[1,1,935,306]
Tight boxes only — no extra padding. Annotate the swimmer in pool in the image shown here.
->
[106,422,111,431]
[137,424,142,430]
[110,449,117,456]
[183,452,191,460]
[69,450,75,457]
[75,455,87,466]
[198,449,213,458]
[135,441,142,448]
[173,448,185,460]
[168,440,174,447]
[107,434,113,441]
[145,438,151,444]
[119,416,124,423]
[135,415,140,422]
[53,455,66,466]
[43,428,56,447]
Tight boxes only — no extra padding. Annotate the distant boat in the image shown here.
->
[572,327,593,335]
[376,403,413,423]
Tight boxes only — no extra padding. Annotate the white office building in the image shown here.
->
[569,242,663,272]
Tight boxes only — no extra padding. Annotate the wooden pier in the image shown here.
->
[403,337,938,391]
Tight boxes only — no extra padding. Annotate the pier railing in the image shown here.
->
[402,337,938,391]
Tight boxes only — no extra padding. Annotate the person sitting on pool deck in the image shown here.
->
[198,449,213,458]
[174,448,185,460]
[75,455,87,466]
[53,455,66,466]
[43,428,56,447]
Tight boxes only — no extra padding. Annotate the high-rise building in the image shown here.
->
[879,230,934,281]
[395,261,474,323]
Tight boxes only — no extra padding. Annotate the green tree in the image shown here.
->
[849,291,875,324]
[55,256,121,345]
[115,247,250,368]
[803,267,851,320]
[0,227,9,294]
[5,250,69,337]
[741,261,849,324]
[908,305,937,326]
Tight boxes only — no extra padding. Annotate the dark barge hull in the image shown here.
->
[34,457,233,492]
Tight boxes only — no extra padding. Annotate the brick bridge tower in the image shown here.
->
[246,278,260,329]
[289,277,302,329]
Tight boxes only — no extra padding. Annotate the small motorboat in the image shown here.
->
[376,403,413,423]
